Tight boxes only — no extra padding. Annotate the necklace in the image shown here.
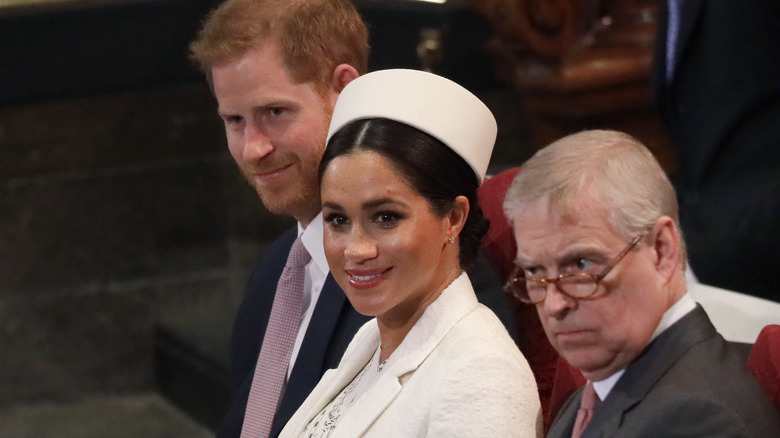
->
[377,359,387,372]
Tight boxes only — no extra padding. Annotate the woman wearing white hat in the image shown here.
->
[279,69,542,437]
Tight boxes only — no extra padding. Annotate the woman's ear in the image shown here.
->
[447,196,470,239]
[651,216,681,284]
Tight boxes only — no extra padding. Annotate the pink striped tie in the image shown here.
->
[571,381,599,438]
[240,235,310,438]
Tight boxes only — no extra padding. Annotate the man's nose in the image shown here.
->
[243,123,274,161]
[542,282,574,318]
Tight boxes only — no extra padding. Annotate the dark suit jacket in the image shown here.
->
[653,0,780,300]
[547,306,780,438]
[217,227,370,438]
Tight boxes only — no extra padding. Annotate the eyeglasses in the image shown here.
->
[503,234,644,304]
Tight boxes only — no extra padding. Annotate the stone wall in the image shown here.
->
[0,83,293,406]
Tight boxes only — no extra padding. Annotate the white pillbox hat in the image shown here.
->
[326,69,497,183]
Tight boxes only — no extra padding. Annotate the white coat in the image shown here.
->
[279,273,543,437]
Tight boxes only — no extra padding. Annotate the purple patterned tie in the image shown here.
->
[571,381,599,438]
[240,235,310,438]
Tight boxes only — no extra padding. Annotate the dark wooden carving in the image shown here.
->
[462,0,677,171]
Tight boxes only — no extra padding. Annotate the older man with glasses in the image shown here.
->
[502,129,780,438]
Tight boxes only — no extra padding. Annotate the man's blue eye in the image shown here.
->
[222,115,243,125]
[524,267,541,277]
[575,258,594,271]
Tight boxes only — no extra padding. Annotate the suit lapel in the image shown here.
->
[319,326,382,433]
[279,323,379,436]
[583,306,717,437]
[546,387,582,438]
[655,0,704,92]
[290,275,349,379]
[333,363,403,437]
[669,0,704,84]
[652,0,670,97]
[336,273,479,436]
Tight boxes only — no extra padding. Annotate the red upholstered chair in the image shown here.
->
[478,168,521,285]
[748,324,780,413]
[478,168,585,432]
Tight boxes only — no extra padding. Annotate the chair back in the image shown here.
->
[688,282,780,343]
[748,324,780,413]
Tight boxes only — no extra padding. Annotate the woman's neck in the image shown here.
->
[375,269,461,362]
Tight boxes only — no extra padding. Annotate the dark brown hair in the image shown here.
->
[320,118,490,270]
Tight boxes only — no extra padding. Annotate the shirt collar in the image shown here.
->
[592,369,624,402]
[299,212,329,274]
[650,292,697,342]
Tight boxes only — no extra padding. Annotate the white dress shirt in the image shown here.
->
[287,212,330,377]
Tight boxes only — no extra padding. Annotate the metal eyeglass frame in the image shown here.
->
[503,234,644,304]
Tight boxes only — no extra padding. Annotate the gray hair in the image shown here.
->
[503,130,686,266]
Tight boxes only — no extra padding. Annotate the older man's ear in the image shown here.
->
[651,216,681,285]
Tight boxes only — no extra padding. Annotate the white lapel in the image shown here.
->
[332,272,479,436]
[285,321,380,436]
